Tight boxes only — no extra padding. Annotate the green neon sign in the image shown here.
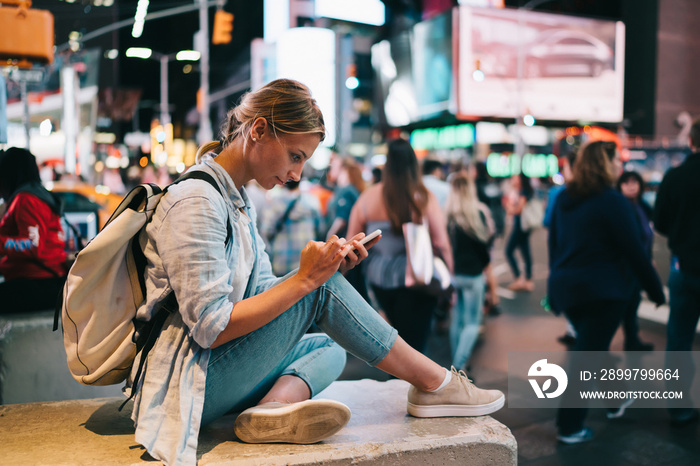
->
[486,152,559,178]
[410,124,475,150]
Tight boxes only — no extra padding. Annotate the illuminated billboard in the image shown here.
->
[371,11,454,127]
[457,6,625,123]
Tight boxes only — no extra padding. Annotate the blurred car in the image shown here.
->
[45,181,124,240]
[478,29,614,79]
[525,30,614,78]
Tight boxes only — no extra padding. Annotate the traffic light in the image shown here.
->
[0,1,54,66]
[212,10,234,45]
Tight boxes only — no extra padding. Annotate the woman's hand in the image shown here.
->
[296,235,351,289]
[338,232,381,275]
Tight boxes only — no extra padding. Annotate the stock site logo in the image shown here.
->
[528,359,568,399]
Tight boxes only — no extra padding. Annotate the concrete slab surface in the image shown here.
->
[0,379,516,465]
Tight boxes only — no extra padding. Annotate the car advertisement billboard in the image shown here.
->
[457,6,625,123]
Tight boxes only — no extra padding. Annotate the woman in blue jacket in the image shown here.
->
[547,141,665,444]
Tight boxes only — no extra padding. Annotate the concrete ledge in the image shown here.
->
[0,311,123,404]
[0,379,517,465]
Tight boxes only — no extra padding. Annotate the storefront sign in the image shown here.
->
[411,123,475,150]
[486,152,559,178]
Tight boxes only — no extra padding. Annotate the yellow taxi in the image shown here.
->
[45,180,124,239]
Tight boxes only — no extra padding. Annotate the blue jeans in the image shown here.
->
[665,262,700,418]
[201,272,398,426]
[450,273,485,370]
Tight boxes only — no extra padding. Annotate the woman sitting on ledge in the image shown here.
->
[129,79,505,465]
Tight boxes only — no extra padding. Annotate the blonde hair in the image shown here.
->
[195,79,326,161]
[446,172,492,243]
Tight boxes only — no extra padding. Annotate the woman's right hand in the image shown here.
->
[296,235,350,289]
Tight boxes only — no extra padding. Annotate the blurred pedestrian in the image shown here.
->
[473,161,503,316]
[503,172,535,292]
[261,180,322,276]
[543,151,577,229]
[544,151,578,347]
[0,147,67,313]
[475,161,505,237]
[445,172,495,371]
[548,140,665,444]
[325,157,368,299]
[422,159,449,209]
[653,116,700,426]
[347,138,454,354]
[325,157,365,240]
[371,166,383,185]
[616,170,655,351]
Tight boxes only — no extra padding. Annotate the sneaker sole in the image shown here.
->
[407,393,505,417]
[234,399,351,444]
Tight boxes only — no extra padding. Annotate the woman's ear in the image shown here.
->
[251,117,268,141]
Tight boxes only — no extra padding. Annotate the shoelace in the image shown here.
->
[451,366,475,395]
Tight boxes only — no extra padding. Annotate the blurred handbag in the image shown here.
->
[403,220,453,295]
[521,198,544,231]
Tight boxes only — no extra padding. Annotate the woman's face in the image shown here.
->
[336,167,350,187]
[620,178,640,200]
[610,151,623,180]
[254,132,321,190]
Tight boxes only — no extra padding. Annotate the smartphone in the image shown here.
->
[357,229,382,246]
[346,229,381,259]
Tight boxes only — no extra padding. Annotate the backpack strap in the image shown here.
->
[119,291,177,411]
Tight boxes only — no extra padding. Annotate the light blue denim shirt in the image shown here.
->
[129,154,278,465]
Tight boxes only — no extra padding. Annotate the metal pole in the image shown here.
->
[19,79,30,149]
[61,66,77,174]
[160,55,170,125]
[198,0,213,144]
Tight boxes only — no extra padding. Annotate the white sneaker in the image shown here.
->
[557,427,594,444]
[407,367,505,417]
[234,399,351,444]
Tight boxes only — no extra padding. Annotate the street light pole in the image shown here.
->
[126,47,200,128]
[159,54,171,126]
[198,0,213,144]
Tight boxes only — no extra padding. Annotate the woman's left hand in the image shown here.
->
[338,232,381,275]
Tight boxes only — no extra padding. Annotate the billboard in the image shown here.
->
[457,6,625,123]
[371,10,454,127]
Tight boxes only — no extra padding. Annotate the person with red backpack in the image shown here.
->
[0,147,67,313]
